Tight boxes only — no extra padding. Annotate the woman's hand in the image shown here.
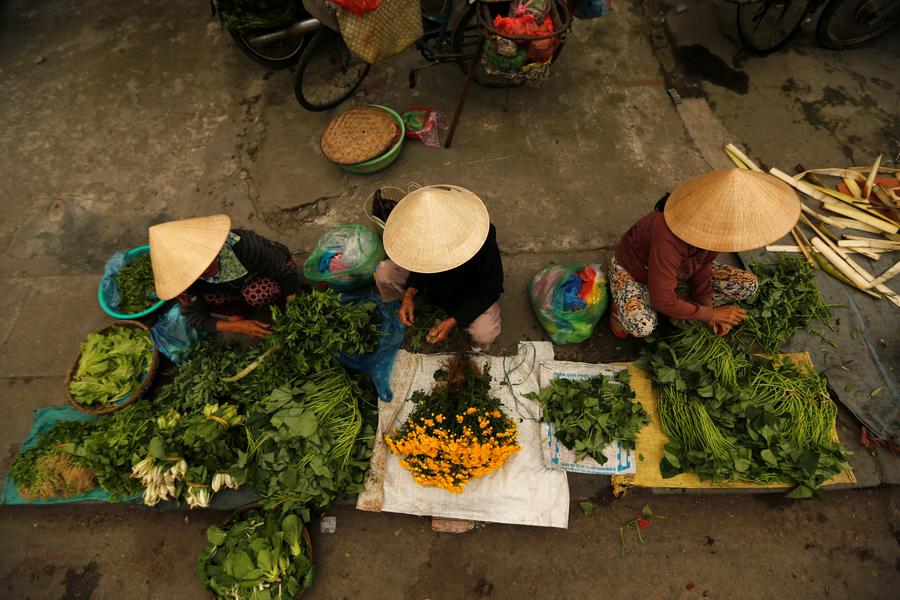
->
[398,288,418,327]
[398,298,415,327]
[708,321,732,337]
[217,319,272,338]
[427,318,458,344]
[711,305,747,326]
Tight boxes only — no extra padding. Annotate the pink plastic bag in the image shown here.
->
[332,0,380,17]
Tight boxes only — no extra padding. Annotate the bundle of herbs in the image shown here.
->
[10,421,97,500]
[736,256,836,353]
[386,354,520,493]
[115,253,156,314]
[525,370,650,464]
[269,289,381,375]
[638,321,848,497]
[198,508,315,600]
[68,326,153,407]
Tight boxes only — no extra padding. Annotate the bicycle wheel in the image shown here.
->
[294,29,370,112]
[816,0,900,49]
[737,0,813,55]
[452,4,521,88]
[231,28,306,69]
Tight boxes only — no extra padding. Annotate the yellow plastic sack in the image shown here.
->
[336,0,423,64]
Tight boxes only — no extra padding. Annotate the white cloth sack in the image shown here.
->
[369,342,570,529]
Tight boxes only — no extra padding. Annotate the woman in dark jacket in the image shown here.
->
[150,215,299,338]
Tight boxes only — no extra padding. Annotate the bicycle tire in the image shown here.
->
[816,0,900,49]
[736,0,812,55]
[231,28,306,69]
[294,29,370,112]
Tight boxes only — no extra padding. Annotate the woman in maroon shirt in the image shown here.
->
[608,169,801,338]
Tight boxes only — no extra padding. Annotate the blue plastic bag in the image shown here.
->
[150,304,204,364]
[100,251,129,311]
[575,0,611,20]
[338,290,405,402]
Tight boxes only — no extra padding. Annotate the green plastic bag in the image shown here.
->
[529,263,609,344]
[303,225,385,291]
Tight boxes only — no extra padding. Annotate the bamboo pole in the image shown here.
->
[724,144,762,171]
[863,154,882,200]
[803,215,900,307]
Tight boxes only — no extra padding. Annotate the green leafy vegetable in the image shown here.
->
[197,508,314,600]
[10,421,97,500]
[115,253,156,314]
[526,370,650,464]
[735,256,836,353]
[68,326,153,407]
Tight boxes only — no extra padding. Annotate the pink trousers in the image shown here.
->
[374,260,502,346]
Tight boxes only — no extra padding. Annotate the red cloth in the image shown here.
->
[614,212,717,321]
[332,0,380,17]
[577,266,596,300]
[493,14,554,38]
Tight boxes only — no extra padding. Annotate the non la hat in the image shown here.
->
[149,214,232,300]
[383,185,490,273]
[664,169,801,252]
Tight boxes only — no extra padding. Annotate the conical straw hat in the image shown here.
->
[383,185,490,273]
[664,169,800,252]
[149,215,232,300]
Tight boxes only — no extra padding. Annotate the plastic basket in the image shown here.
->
[98,245,165,319]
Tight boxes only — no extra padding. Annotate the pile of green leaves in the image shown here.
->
[115,254,156,314]
[237,368,376,517]
[68,326,153,407]
[270,289,380,375]
[71,400,164,500]
[736,256,836,353]
[198,508,314,600]
[638,320,848,497]
[10,420,97,500]
[526,370,650,464]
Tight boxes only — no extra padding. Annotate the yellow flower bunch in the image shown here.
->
[386,354,519,493]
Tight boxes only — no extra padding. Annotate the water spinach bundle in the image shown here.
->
[387,354,520,493]
[526,370,650,464]
[639,321,848,497]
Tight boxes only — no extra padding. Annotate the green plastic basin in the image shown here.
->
[340,105,406,175]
